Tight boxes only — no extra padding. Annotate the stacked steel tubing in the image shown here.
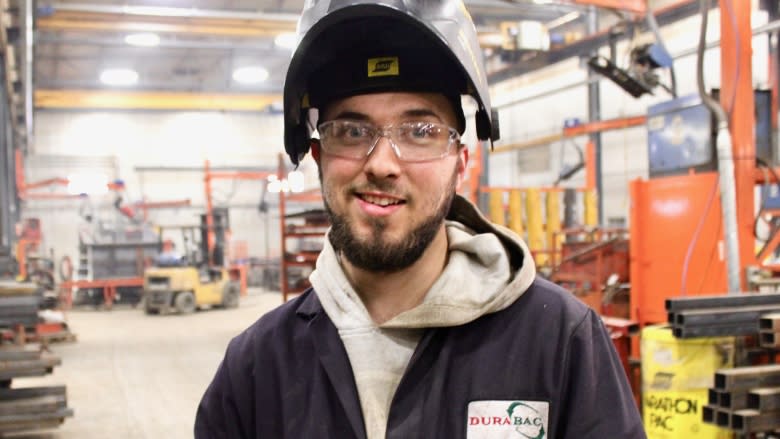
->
[759,313,780,349]
[666,293,780,339]
[703,364,780,434]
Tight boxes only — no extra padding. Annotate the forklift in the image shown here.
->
[142,208,241,315]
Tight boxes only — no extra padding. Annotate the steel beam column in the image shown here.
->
[0,70,9,251]
[23,0,32,152]
[586,6,603,225]
[0,64,17,256]
[765,0,779,138]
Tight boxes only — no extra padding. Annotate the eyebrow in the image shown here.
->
[328,108,443,122]
[401,109,442,121]
[328,111,370,121]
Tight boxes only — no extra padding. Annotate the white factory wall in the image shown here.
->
[488,7,770,225]
[23,110,322,272]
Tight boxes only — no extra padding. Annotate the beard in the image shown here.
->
[322,166,459,273]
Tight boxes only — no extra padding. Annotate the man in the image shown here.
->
[154,239,182,267]
[195,1,646,438]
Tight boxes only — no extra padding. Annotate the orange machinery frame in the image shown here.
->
[203,159,276,295]
[58,277,145,309]
[278,190,324,302]
[13,150,190,296]
[276,154,324,301]
[479,2,766,330]
[14,149,79,201]
[14,218,42,281]
[205,154,325,301]
[630,172,728,324]
[15,150,191,213]
[629,1,767,327]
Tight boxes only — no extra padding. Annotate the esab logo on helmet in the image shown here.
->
[367,57,399,77]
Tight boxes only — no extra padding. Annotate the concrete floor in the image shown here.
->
[6,288,284,439]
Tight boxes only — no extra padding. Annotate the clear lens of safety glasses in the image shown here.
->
[317,120,460,162]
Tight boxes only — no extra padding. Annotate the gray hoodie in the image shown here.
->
[310,195,536,439]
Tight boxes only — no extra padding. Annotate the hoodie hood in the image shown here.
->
[310,194,536,329]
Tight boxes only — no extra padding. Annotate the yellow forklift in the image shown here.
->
[143,209,241,315]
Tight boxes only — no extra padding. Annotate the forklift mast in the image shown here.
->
[200,208,230,267]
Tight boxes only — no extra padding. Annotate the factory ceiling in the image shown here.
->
[32,0,588,97]
[0,0,677,147]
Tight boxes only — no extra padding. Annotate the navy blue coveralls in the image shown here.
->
[195,277,646,438]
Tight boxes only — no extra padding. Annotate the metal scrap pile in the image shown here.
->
[0,281,39,331]
[0,281,72,434]
[0,344,72,433]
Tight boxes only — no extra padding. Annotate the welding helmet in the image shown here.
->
[282,0,499,165]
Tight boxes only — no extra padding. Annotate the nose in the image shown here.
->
[363,134,401,179]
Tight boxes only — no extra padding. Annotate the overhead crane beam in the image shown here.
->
[43,3,299,20]
[37,8,506,45]
[34,90,282,111]
[37,10,297,37]
[491,114,647,154]
[571,0,645,14]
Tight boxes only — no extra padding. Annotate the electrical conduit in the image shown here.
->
[696,0,741,294]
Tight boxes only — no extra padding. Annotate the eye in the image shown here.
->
[345,124,367,138]
[410,123,436,138]
[333,122,373,143]
[401,122,444,145]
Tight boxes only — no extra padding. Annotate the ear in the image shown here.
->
[310,139,321,163]
[455,144,469,191]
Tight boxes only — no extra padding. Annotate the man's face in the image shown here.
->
[317,92,468,272]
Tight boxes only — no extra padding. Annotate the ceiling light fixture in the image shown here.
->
[125,33,160,47]
[274,32,298,50]
[232,66,269,84]
[100,68,139,86]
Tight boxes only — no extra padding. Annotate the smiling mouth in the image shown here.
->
[357,193,405,207]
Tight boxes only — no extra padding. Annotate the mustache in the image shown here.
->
[349,181,404,197]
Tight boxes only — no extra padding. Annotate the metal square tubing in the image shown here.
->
[665,293,780,312]
[748,387,780,411]
[760,313,780,330]
[673,322,759,338]
[731,409,780,433]
[675,305,780,325]
[715,365,780,391]
[760,331,780,348]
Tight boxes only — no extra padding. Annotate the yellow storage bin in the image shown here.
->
[641,325,734,439]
